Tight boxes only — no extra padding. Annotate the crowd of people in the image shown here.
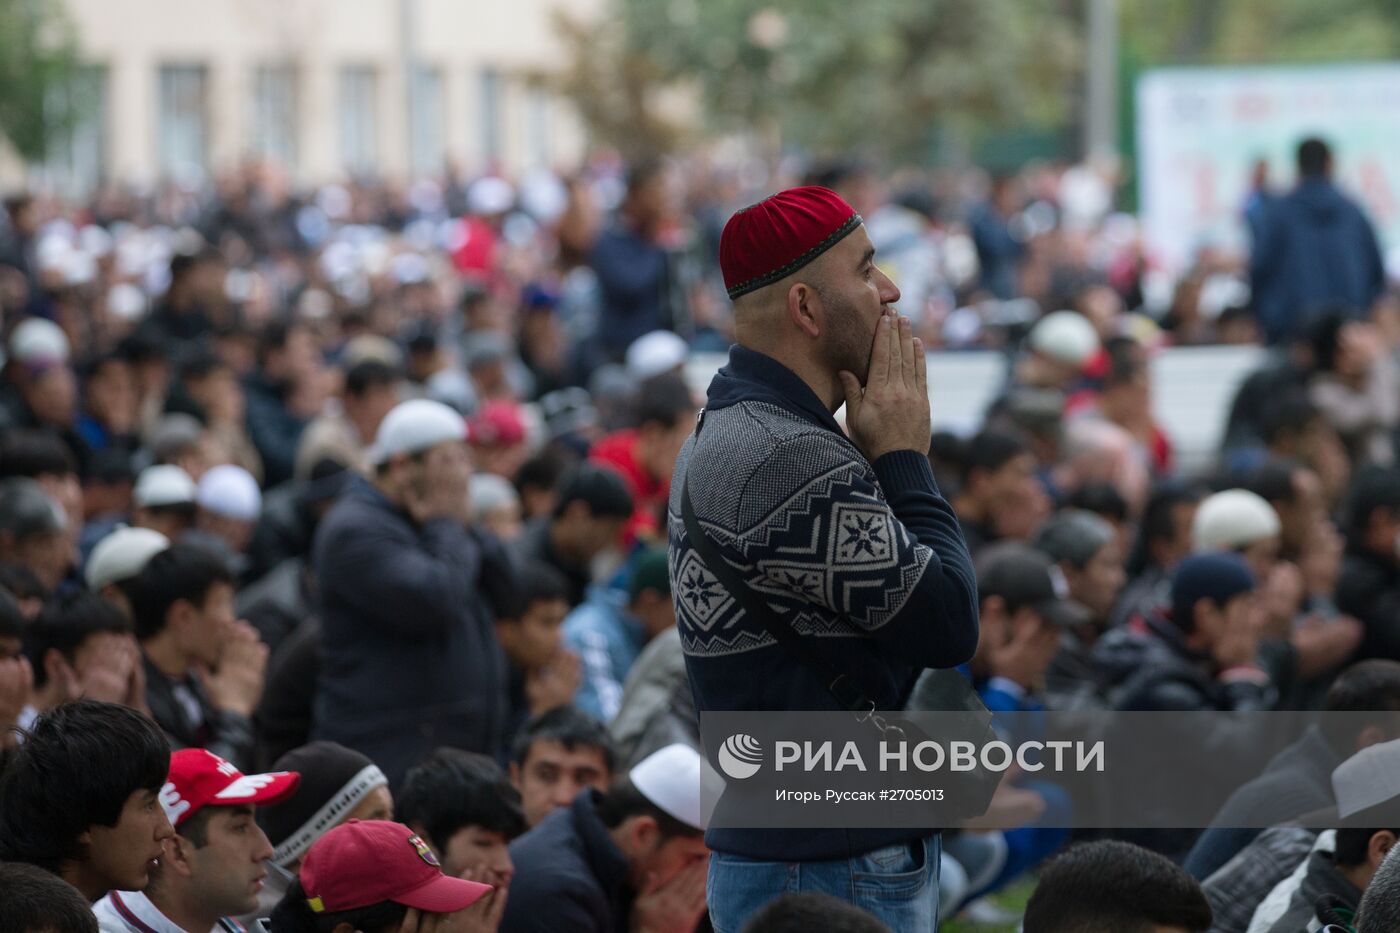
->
[1,133,1400,931]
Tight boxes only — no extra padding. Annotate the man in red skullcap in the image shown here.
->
[668,186,979,931]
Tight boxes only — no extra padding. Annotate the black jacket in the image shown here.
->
[1094,613,1276,713]
[1336,547,1400,663]
[500,790,632,933]
[311,478,513,787]
[142,654,256,770]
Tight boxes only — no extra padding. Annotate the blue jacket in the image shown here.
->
[1250,177,1385,344]
[500,790,632,933]
[588,222,669,354]
[311,478,511,787]
[669,346,979,861]
[562,585,646,722]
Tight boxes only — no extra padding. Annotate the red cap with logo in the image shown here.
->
[719,186,862,300]
[159,748,301,828]
[301,819,494,914]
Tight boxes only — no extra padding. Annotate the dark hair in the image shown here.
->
[1345,467,1400,540]
[594,775,700,840]
[511,705,616,774]
[0,699,170,873]
[956,429,1030,487]
[1336,828,1399,868]
[1244,458,1304,507]
[397,747,526,850]
[1298,137,1332,177]
[0,862,98,933]
[625,158,667,200]
[632,373,694,431]
[0,561,45,603]
[269,877,407,933]
[0,587,24,640]
[0,430,77,480]
[552,464,634,521]
[1320,660,1400,754]
[127,543,234,641]
[515,450,569,499]
[742,892,890,933]
[1067,481,1128,524]
[345,359,400,398]
[500,560,571,620]
[1023,840,1212,933]
[1126,480,1206,577]
[177,350,231,385]
[1308,311,1351,373]
[86,448,136,487]
[1102,337,1145,388]
[25,591,132,688]
[1262,391,1321,448]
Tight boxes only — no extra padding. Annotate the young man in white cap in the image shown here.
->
[312,398,516,786]
[501,742,709,933]
[93,748,300,933]
[133,465,199,541]
[86,525,170,619]
[193,464,263,575]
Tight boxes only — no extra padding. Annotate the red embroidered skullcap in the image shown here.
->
[720,186,862,300]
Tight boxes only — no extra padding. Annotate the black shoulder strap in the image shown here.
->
[680,415,879,714]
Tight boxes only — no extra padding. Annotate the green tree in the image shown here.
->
[0,0,83,162]
[561,0,1081,163]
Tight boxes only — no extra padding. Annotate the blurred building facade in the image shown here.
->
[11,0,598,194]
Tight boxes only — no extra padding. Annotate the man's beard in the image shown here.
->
[818,287,877,384]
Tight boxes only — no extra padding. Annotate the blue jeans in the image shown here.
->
[707,835,941,933]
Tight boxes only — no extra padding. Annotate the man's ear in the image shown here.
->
[1372,830,1396,869]
[786,282,822,340]
[163,833,198,878]
[44,648,76,695]
[624,814,661,855]
[508,761,521,788]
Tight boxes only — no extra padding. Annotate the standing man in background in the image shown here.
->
[669,186,979,932]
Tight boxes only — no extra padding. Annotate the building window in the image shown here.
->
[252,64,298,170]
[42,64,107,197]
[479,68,502,164]
[527,85,551,167]
[158,64,209,181]
[339,66,379,175]
[410,66,444,177]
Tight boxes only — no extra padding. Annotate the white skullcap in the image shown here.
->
[1028,311,1099,368]
[467,177,515,216]
[197,464,262,521]
[625,330,689,382]
[9,318,70,366]
[469,473,520,520]
[85,526,170,589]
[134,465,197,509]
[369,399,467,465]
[629,743,706,831]
[1333,737,1400,819]
[107,282,148,322]
[1192,489,1281,552]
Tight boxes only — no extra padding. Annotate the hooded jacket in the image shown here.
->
[1250,177,1384,344]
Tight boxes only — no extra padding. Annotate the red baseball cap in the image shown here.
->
[159,748,301,828]
[301,820,494,914]
[467,400,527,448]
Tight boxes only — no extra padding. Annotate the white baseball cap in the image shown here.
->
[134,465,198,509]
[369,399,468,466]
[625,330,689,382]
[1028,311,1099,368]
[85,526,170,589]
[197,464,262,522]
[1334,737,1400,819]
[629,743,707,832]
[1192,489,1281,552]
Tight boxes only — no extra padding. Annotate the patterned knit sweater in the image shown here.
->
[668,346,979,861]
